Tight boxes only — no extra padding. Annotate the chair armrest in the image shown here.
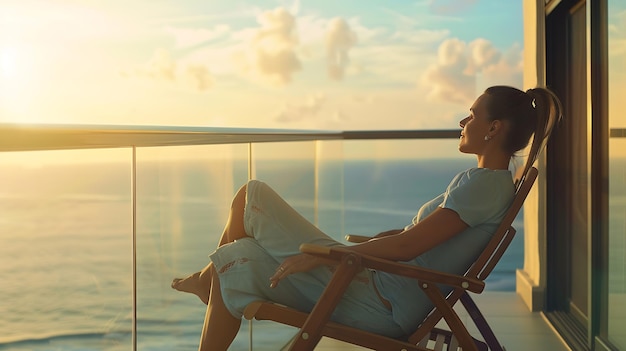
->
[300,243,484,293]
[346,229,403,243]
[345,234,372,243]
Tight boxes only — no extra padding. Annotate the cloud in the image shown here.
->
[138,48,177,81]
[422,38,475,105]
[235,7,301,86]
[165,8,437,88]
[123,48,214,92]
[164,25,230,49]
[326,18,357,80]
[421,38,522,105]
[275,94,324,122]
[331,110,350,123]
[334,22,447,87]
[480,43,523,86]
[466,38,500,74]
[290,0,301,15]
[184,64,213,91]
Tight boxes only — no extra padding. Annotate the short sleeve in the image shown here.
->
[440,169,514,227]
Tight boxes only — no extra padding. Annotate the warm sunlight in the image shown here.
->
[0,43,37,123]
[0,47,18,79]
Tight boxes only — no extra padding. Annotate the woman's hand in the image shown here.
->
[269,253,333,288]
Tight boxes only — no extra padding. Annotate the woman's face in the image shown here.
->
[458,94,494,155]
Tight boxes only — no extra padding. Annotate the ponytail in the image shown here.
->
[520,87,562,179]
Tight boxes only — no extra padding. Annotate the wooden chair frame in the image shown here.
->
[244,167,538,351]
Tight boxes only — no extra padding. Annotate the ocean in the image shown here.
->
[0,158,526,350]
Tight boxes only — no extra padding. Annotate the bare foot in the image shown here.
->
[171,271,210,305]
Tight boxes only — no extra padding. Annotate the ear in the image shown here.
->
[489,120,504,134]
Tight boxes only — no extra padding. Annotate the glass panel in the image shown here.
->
[568,4,589,321]
[341,139,475,237]
[608,0,626,347]
[0,149,132,350]
[134,144,249,350]
[250,140,347,242]
[313,140,345,238]
[608,139,626,349]
[251,141,320,229]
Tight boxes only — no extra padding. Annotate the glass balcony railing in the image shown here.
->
[609,129,626,349]
[0,124,531,350]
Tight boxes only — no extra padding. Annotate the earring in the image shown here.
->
[484,135,491,141]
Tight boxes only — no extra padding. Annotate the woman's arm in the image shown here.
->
[270,207,468,287]
[348,207,468,261]
[372,228,404,238]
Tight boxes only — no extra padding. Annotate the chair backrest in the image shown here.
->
[408,167,539,345]
[467,166,538,281]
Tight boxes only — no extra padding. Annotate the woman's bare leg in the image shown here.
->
[172,184,249,303]
[218,183,249,246]
[198,265,241,351]
[171,263,213,304]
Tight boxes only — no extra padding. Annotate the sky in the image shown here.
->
[0,0,531,132]
[0,0,624,132]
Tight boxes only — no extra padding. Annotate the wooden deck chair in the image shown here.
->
[243,166,538,351]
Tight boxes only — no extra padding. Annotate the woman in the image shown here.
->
[172,85,562,350]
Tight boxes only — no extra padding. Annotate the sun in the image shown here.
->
[1,47,19,78]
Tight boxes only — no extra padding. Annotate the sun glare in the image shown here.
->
[1,47,18,78]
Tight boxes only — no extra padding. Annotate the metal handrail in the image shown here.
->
[0,123,462,152]
[2,123,623,153]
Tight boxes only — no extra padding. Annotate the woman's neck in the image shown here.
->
[476,154,510,170]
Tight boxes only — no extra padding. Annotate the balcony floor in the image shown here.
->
[283,292,570,351]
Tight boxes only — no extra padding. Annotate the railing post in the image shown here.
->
[131,146,138,351]
[248,141,253,351]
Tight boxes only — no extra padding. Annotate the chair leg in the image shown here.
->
[420,284,478,351]
[460,293,504,351]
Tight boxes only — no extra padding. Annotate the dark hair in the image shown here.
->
[483,85,562,178]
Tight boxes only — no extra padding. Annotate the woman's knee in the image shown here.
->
[221,184,249,242]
